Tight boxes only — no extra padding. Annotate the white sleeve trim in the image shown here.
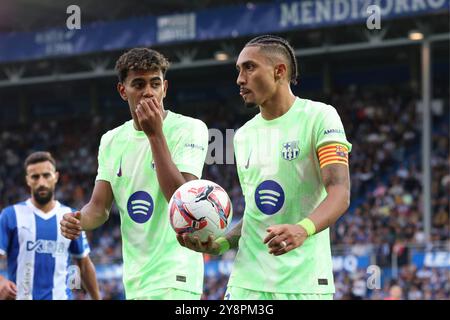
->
[71,248,90,259]
[0,248,6,256]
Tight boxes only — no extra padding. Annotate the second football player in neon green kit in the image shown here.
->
[178,35,351,300]
[60,48,208,300]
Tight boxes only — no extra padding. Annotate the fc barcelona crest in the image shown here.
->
[281,141,299,161]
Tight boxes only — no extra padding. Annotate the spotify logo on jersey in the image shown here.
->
[254,180,285,215]
[127,191,154,223]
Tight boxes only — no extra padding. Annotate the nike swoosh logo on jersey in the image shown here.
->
[117,158,122,177]
[244,150,252,169]
[20,225,32,233]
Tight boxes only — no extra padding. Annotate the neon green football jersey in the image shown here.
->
[228,97,352,294]
[95,110,208,299]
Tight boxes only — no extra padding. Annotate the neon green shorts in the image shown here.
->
[133,288,201,300]
[225,286,333,300]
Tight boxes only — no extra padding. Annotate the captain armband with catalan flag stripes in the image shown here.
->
[317,143,349,168]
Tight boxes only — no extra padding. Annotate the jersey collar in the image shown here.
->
[26,199,61,220]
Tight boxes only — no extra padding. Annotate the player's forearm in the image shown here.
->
[80,202,109,231]
[77,257,101,300]
[307,185,350,234]
[148,134,186,201]
[225,219,243,249]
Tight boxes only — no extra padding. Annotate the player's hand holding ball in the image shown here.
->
[177,233,221,255]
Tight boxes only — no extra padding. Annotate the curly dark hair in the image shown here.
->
[115,48,170,83]
[245,35,298,85]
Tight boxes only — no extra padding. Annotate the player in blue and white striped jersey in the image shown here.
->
[0,151,100,300]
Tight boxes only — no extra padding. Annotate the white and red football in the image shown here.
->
[169,179,233,242]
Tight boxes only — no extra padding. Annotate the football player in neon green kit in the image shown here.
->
[60,48,209,300]
[178,35,351,300]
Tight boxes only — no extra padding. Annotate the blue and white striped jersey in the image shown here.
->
[0,199,90,300]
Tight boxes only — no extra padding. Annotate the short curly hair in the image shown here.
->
[115,48,170,83]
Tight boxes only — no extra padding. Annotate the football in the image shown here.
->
[169,179,233,242]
